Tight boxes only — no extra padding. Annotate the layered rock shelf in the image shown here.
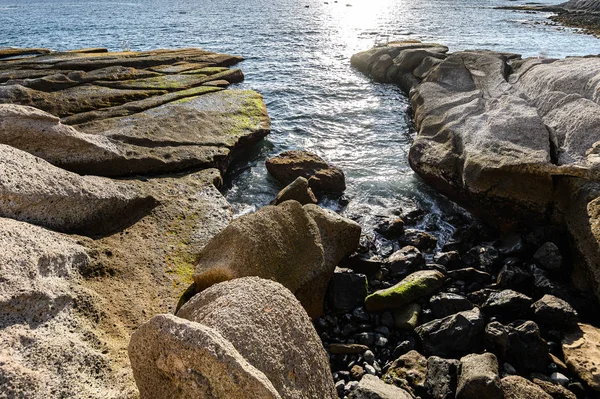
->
[0,47,270,397]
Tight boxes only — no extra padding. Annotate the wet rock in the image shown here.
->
[326,271,368,313]
[456,353,503,399]
[415,308,485,357]
[497,233,526,256]
[394,303,421,330]
[328,344,369,355]
[357,332,376,346]
[505,320,549,373]
[0,144,156,236]
[382,350,428,397]
[192,201,361,318]
[485,321,510,358]
[340,253,383,275]
[448,268,492,285]
[502,375,553,399]
[376,217,405,238]
[271,176,318,205]
[463,244,500,273]
[364,270,445,312]
[426,356,459,399]
[496,262,532,292]
[433,250,462,270]
[398,229,438,252]
[429,293,474,319]
[347,374,413,399]
[482,289,533,322]
[386,245,425,276]
[266,150,346,194]
[562,323,600,392]
[176,277,336,399]
[128,314,281,399]
[534,242,563,271]
[532,294,578,329]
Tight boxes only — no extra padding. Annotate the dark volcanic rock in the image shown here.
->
[482,289,533,322]
[326,272,368,313]
[533,242,563,271]
[415,308,485,357]
[506,320,549,373]
[426,356,459,399]
[398,229,438,252]
[386,246,425,276]
[532,294,578,329]
[429,293,474,319]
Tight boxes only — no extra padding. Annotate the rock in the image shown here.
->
[562,323,600,392]
[266,150,346,194]
[329,344,369,355]
[482,289,533,321]
[426,356,459,399]
[485,321,510,358]
[386,245,425,276]
[532,294,578,329]
[394,303,421,330]
[340,253,383,275]
[376,217,405,237]
[271,176,317,205]
[398,229,438,252]
[533,376,577,399]
[551,372,569,386]
[357,332,376,346]
[0,144,156,235]
[429,293,474,319]
[364,350,376,364]
[496,262,532,291]
[501,375,553,399]
[192,201,360,318]
[382,350,428,397]
[456,353,503,399]
[533,242,563,271]
[434,251,462,270]
[350,365,365,380]
[347,374,413,399]
[505,320,549,373]
[463,244,500,273]
[364,270,444,312]
[176,277,336,399]
[415,308,485,357]
[447,268,492,285]
[128,314,281,399]
[326,271,368,313]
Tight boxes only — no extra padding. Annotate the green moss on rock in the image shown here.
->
[365,270,444,311]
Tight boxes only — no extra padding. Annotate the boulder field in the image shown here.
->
[0,47,273,398]
[351,41,600,303]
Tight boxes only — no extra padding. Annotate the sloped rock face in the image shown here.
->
[0,47,270,398]
[192,200,361,318]
[0,144,156,235]
[352,42,600,301]
[177,277,337,399]
[128,314,281,399]
[561,0,600,12]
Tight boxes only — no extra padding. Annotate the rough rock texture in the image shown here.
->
[0,48,269,178]
[348,375,413,399]
[0,144,156,235]
[456,353,503,399]
[562,0,600,12]
[532,294,578,329]
[364,270,444,311]
[415,308,485,357]
[382,350,428,397]
[266,150,346,194]
[174,277,336,399]
[426,356,459,399]
[502,375,553,399]
[128,314,281,399]
[192,200,361,318]
[271,176,318,205]
[0,47,269,398]
[352,42,600,302]
[562,323,600,391]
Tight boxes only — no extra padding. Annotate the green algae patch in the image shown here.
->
[94,74,211,91]
[365,270,444,312]
[183,66,229,75]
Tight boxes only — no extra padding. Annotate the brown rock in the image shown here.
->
[501,375,552,399]
[562,323,600,391]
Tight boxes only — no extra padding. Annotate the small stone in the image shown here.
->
[503,363,516,375]
[375,335,388,347]
[399,230,438,252]
[463,244,500,273]
[394,303,421,330]
[533,242,562,271]
[345,380,359,392]
[353,307,371,323]
[381,312,395,328]
[364,364,377,375]
[364,350,375,364]
[271,176,318,205]
[387,246,425,276]
[350,365,365,380]
[433,251,461,270]
[357,332,375,346]
[448,268,492,284]
[335,380,346,395]
[551,372,569,386]
[329,343,370,355]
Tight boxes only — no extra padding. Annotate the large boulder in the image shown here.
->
[562,323,600,391]
[175,277,336,399]
[502,375,553,399]
[266,150,346,194]
[128,314,281,399]
[192,200,361,317]
[0,144,156,235]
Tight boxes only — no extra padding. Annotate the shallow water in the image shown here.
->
[2,0,599,242]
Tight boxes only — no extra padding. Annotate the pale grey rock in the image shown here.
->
[348,375,413,399]
[128,314,282,399]
[457,353,503,399]
[177,277,336,399]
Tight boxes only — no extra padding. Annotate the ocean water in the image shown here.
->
[1,0,599,242]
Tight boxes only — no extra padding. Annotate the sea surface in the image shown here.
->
[1,0,599,243]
